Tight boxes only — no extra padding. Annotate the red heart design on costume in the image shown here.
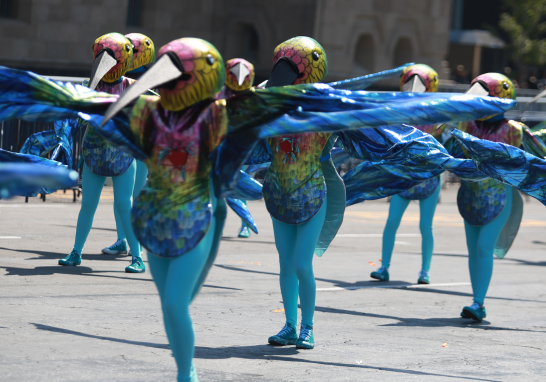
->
[279,140,293,154]
[167,149,188,169]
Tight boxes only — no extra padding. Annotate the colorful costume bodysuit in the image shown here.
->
[57,33,145,273]
[102,33,155,256]
[217,58,256,238]
[453,73,542,322]
[372,64,443,284]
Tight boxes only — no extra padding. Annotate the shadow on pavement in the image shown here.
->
[214,264,413,289]
[0,247,133,262]
[31,323,169,349]
[30,323,500,381]
[194,345,501,382]
[313,306,546,333]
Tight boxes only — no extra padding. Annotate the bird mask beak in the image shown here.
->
[465,81,490,97]
[88,48,118,90]
[101,52,185,126]
[230,62,251,86]
[402,74,427,93]
[265,57,300,88]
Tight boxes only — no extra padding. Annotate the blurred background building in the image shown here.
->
[0,0,452,86]
[0,0,545,104]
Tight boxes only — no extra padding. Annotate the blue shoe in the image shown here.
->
[371,266,389,281]
[125,257,145,273]
[58,250,82,266]
[268,322,298,346]
[417,270,430,284]
[238,225,251,238]
[102,239,128,255]
[296,324,315,349]
[461,302,487,322]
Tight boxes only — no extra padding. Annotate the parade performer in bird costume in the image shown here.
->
[101,33,156,256]
[218,58,259,238]
[57,32,148,273]
[371,64,444,284]
[445,73,546,322]
[0,35,518,379]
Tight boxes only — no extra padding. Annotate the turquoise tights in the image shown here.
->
[272,197,327,328]
[73,162,140,256]
[464,187,512,306]
[113,160,148,243]
[148,207,217,382]
[382,184,441,271]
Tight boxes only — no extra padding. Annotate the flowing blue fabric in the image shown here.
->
[225,198,258,234]
[452,129,546,205]
[339,125,488,205]
[20,119,80,168]
[0,149,77,196]
[0,162,78,198]
[0,66,516,201]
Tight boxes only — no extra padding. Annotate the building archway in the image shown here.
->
[393,37,413,67]
[233,23,260,61]
[353,34,375,73]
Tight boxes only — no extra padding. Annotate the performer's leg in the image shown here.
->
[381,194,411,268]
[74,164,106,253]
[111,162,143,272]
[371,194,410,280]
[149,216,216,382]
[294,197,327,328]
[147,253,173,347]
[109,160,147,252]
[418,184,441,274]
[271,218,298,327]
[469,187,513,306]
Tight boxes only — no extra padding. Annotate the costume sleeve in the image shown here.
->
[452,129,546,205]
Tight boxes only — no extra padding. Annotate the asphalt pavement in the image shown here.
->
[0,185,545,381]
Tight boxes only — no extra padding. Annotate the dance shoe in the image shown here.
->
[461,302,487,322]
[125,257,145,273]
[296,324,315,349]
[370,266,389,281]
[58,250,82,266]
[101,239,128,255]
[268,322,298,346]
[417,270,430,284]
[238,225,251,238]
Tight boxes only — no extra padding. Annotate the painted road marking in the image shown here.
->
[0,236,22,239]
[316,282,470,292]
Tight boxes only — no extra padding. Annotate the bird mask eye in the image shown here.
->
[125,44,132,53]
[206,54,215,65]
[312,51,319,61]
[145,39,151,46]
[503,82,510,90]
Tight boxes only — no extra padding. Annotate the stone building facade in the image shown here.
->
[0,0,452,87]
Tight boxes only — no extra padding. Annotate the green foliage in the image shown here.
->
[499,0,546,67]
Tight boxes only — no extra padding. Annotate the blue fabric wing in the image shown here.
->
[328,63,413,90]
[225,198,258,234]
[340,125,487,205]
[224,170,263,200]
[452,129,546,205]
[0,150,78,197]
[0,163,78,199]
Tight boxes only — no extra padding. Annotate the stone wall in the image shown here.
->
[0,0,452,85]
